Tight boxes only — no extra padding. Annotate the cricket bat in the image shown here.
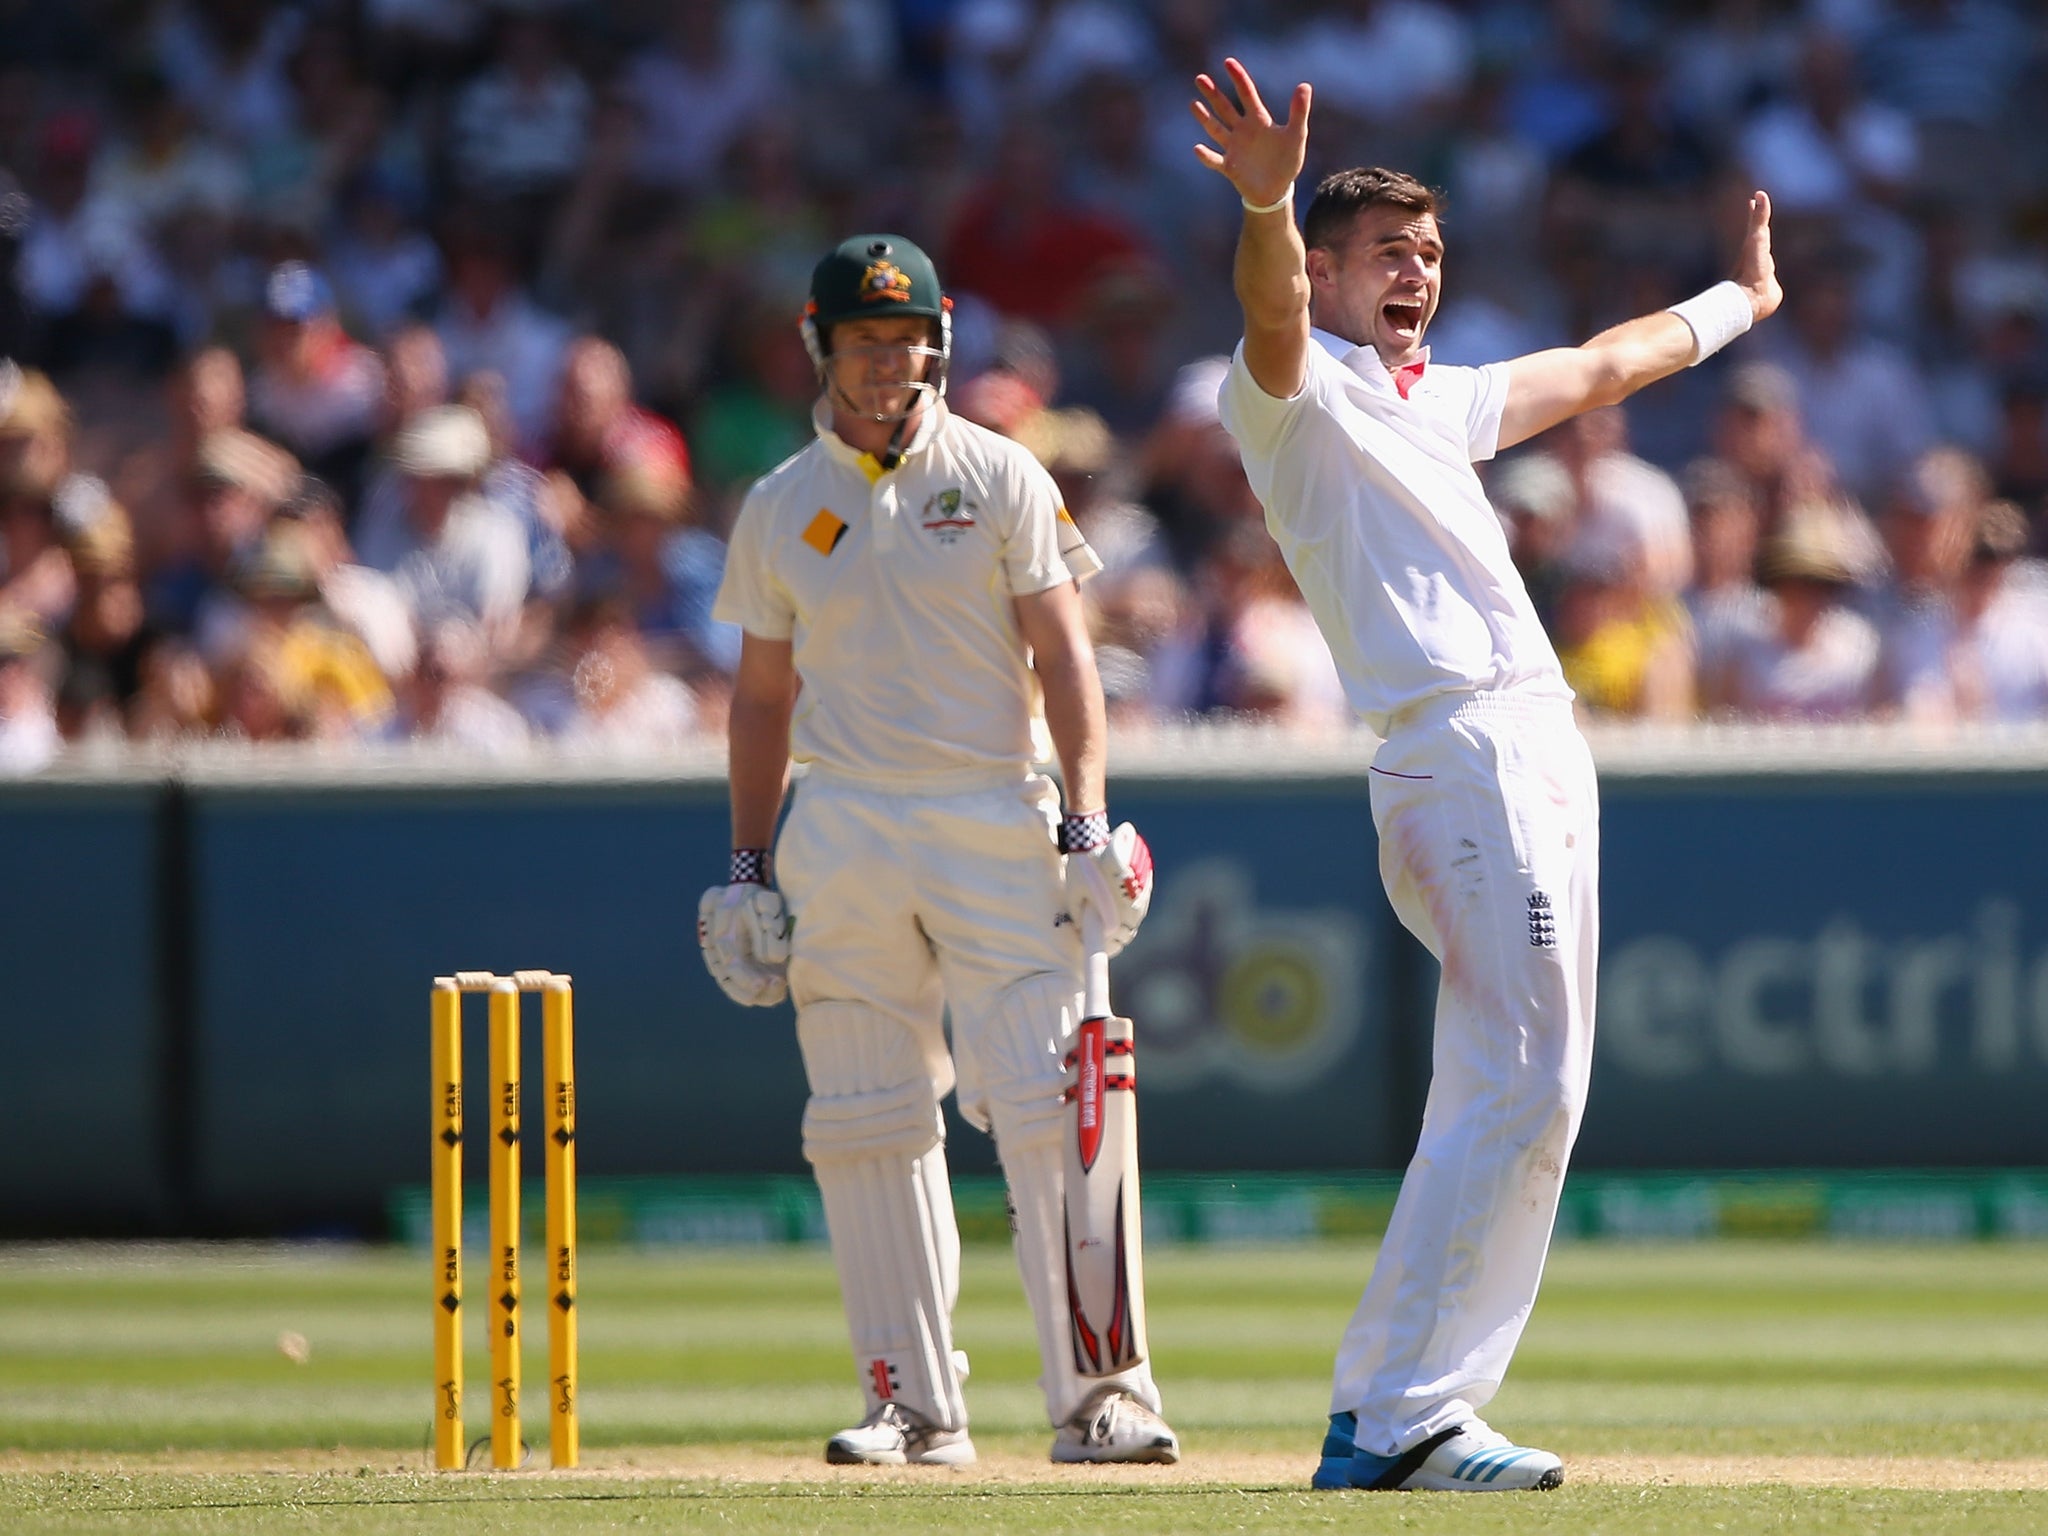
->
[1063,908,1149,1376]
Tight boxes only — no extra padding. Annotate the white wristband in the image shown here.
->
[1241,188,1294,216]
[1668,280,1753,364]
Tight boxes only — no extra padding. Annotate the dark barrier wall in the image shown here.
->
[4,750,2046,1234]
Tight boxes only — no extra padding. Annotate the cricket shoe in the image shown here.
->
[1312,1411,1562,1492]
[1051,1390,1181,1464]
[824,1402,976,1466]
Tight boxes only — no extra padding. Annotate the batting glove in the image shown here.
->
[698,849,793,1008]
[1060,812,1154,958]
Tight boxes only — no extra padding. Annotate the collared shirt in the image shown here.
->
[715,400,1101,784]
[1218,328,1571,734]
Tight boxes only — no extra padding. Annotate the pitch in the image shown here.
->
[3,1238,2046,1533]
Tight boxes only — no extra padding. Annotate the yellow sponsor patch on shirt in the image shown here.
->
[802,508,849,556]
[1056,504,1076,526]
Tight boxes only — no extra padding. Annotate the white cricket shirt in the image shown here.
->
[1219,329,1571,734]
[715,400,1101,785]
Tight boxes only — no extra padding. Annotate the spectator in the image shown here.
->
[388,615,532,757]
[1015,404,1166,577]
[543,336,692,518]
[1552,406,1694,600]
[1490,451,1578,632]
[1711,360,1882,571]
[448,10,590,202]
[0,606,57,773]
[1868,446,1983,717]
[1725,509,1880,719]
[1552,533,1696,721]
[549,596,698,754]
[327,173,445,341]
[1738,27,1917,219]
[1681,458,1772,713]
[353,404,529,649]
[944,123,1148,327]
[435,217,571,448]
[580,452,739,682]
[1765,245,1934,510]
[1948,499,2048,721]
[623,0,774,196]
[227,523,394,739]
[248,262,385,505]
[152,426,299,640]
[53,475,148,737]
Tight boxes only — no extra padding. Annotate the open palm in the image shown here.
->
[1191,59,1311,208]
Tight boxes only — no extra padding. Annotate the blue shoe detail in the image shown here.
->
[1310,1412,1356,1490]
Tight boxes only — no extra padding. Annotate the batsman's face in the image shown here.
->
[1311,207,1443,368]
[825,316,940,421]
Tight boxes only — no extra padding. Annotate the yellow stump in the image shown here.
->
[542,978,579,1468]
[488,980,522,1470]
[429,982,464,1470]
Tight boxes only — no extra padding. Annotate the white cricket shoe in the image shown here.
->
[824,1402,976,1466]
[1050,1390,1181,1465]
[1340,1418,1563,1492]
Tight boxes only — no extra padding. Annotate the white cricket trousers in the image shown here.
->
[1334,691,1599,1457]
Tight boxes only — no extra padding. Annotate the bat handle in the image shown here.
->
[1079,905,1111,1020]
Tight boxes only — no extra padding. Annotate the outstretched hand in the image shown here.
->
[1735,190,1782,324]
[1191,58,1311,209]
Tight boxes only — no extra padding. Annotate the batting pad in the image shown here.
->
[979,975,1161,1427]
[799,1001,967,1430]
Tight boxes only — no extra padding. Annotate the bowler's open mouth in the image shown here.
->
[1382,297,1425,340]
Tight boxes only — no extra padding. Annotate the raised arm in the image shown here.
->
[1192,59,1314,400]
[1497,191,1784,452]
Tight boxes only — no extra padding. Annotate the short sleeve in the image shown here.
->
[1217,340,1313,456]
[1466,362,1515,462]
[712,491,795,640]
[1001,450,1092,595]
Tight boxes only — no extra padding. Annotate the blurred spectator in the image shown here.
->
[0,606,56,772]
[52,474,147,739]
[1552,532,1696,720]
[1138,355,1262,568]
[1552,44,1719,273]
[944,124,1148,327]
[1947,499,2048,721]
[1710,360,1882,571]
[387,615,532,756]
[1765,244,1933,510]
[1186,521,1345,727]
[543,337,692,519]
[623,0,774,195]
[151,0,304,150]
[1490,451,1578,631]
[1724,508,1880,719]
[577,451,739,682]
[249,262,385,504]
[1551,407,1693,600]
[548,596,699,754]
[1869,446,1983,719]
[688,297,817,502]
[1060,262,1181,441]
[1681,458,1772,713]
[450,10,589,202]
[1016,404,1166,577]
[1737,27,1916,218]
[175,427,301,649]
[127,636,215,741]
[353,404,529,648]
[224,522,393,740]
[435,216,571,447]
[328,174,445,341]
[1991,377,2048,527]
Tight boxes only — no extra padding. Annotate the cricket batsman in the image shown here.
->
[1193,59,1783,1491]
[698,234,1179,1465]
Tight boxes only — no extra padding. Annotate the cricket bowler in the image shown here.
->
[1193,59,1783,1491]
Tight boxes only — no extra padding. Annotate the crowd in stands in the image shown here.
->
[1,0,2045,772]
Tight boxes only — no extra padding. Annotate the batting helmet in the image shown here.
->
[800,234,952,384]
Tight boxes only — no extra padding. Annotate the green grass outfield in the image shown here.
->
[3,1239,2046,1533]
